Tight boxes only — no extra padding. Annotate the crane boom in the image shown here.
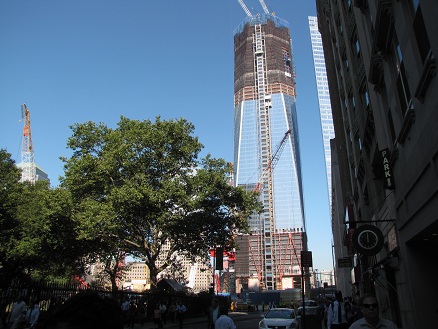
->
[254,129,291,192]
[237,0,252,17]
[258,0,270,14]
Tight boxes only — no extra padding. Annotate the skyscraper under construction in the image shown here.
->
[233,11,307,291]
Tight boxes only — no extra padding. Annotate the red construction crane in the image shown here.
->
[20,104,36,184]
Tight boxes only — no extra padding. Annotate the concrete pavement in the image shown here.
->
[128,312,248,329]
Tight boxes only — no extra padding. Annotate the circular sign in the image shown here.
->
[352,225,384,256]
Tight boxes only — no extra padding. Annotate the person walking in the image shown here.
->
[327,291,348,329]
[214,306,236,329]
[349,295,398,329]
[127,301,137,329]
[24,300,40,329]
[6,297,27,329]
[207,299,220,329]
[121,299,130,326]
[175,301,187,329]
[169,303,176,323]
[160,301,167,325]
[153,304,162,329]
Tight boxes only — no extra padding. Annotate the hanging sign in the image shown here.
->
[381,148,395,190]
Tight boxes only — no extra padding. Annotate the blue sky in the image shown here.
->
[0,0,334,272]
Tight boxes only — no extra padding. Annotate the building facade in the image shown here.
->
[17,162,49,183]
[233,13,307,291]
[122,262,151,291]
[308,16,352,293]
[308,16,336,205]
[316,0,438,327]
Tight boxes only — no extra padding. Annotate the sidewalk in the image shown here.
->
[130,312,247,329]
[129,315,207,329]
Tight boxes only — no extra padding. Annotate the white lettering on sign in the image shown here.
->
[381,148,394,189]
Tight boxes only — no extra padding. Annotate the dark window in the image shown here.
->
[413,6,431,63]
[393,36,411,115]
[411,0,420,12]
[387,111,396,144]
[396,63,411,115]
[364,186,369,205]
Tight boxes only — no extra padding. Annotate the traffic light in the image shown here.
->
[216,247,223,270]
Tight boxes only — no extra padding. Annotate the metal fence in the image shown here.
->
[0,280,214,328]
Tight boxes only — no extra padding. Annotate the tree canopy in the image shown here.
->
[0,149,81,285]
[61,116,260,287]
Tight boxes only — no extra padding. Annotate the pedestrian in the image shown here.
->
[349,295,398,329]
[6,297,27,329]
[175,301,187,329]
[347,297,362,326]
[127,300,137,329]
[214,305,236,329]
[169,303,176,323]
[160,301,167,325]
[207,299,220,329]
[139,302,148,326]
[40,291,123,329]
[327,291,348,329]
[24,300,40,329]
[153,305,162,329]
[121,298,130,325]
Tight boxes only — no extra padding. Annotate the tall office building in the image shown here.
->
[308,16,335,206]
[308,17,348,292]
[316,0,438,327]
[233,13,306,291]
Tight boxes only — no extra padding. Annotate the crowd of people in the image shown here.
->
[120,298,187,329]
[3,297,41,329]
[1,293,190,329]
[306,291,398,329]
[2,291,398,329]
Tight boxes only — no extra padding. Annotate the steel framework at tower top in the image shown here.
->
[20,104,36,184]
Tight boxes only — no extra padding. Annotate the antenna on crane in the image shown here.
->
[20,103,36,184]
[237,0,253,17]
[258,0,270,15]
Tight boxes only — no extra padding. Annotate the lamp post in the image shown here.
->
[300,250,313,329]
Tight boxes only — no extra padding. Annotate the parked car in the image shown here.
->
[259,307,299,329]
[234,301,249,311]
[297,300,323,329]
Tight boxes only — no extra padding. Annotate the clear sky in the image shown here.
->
[0,0,334,272]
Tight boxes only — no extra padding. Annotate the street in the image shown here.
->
[176,311,323,329]
[175,312,262,329]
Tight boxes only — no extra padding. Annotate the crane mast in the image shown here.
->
[20,104,36,184]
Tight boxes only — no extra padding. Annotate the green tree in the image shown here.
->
[61,116,260,288]
[11,180,84,282]
[0,149,26,285]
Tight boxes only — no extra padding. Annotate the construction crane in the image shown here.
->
[254,129,291,192]
[20,104,36,184]
[237,0,252,17]
[249,130,291,289]
[237,0,271,17]
[259,0,270,15]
